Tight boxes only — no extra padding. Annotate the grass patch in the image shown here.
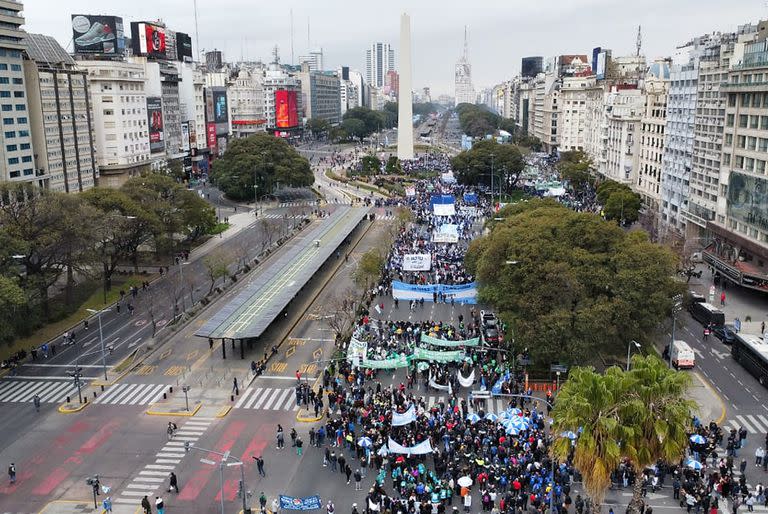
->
[325,169,348,183]
[351,181,389,197]
[3,275,147,360]
[497,190,529,203]
[208,222,230,235]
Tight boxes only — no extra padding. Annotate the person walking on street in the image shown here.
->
[168,472,178,493]
[354,469,362,490]
[272,497,280,514]
[33,394,40,412]
[232,377,239,395]
[141,495,151,514]
[8,463,15,484]
[102,496,113,513]
[259,493,267,514]
[290,428,297,447]
[721,291,727,306]
[276,424,284,449]
[253,456,266,477]
[296,437,303,456]
[344,463,352,484]
[155,496,165,514]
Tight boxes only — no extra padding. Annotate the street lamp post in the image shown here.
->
[670,294,684,368]
[490,153,495,208]
[86,308,111,381]
[185,442,250,514]
[626,340,641,371]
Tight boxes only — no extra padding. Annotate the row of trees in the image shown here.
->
[466,199,682,365]
[451,139,526,193]
[552,355,695,513]
[455,103,516,138]
[209,133,315,201]
[0,176,217,345]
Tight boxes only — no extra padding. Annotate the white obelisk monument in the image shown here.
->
[397,13,414,160]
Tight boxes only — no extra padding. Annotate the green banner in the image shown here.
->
[412,347,465,363]
[421,334,480,348]
[361,354,410,369]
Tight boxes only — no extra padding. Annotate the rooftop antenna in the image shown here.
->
[272,45,280,65]
[636,25,642,57]
[194,0,200,62]
[463,25,469,60]
[307,17,311,51]
[290,9,294,65]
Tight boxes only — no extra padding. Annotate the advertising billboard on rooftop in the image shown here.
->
[71,15,125,56]
[275,90,298,129]
[131,22,167,60]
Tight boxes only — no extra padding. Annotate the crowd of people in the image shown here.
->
[400,154,453,174]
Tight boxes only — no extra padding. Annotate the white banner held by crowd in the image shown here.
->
[387,437,433,455]
[433,203,456,216]
[403,254,431,271]
[391,404,417,426]
[457,370,475,388]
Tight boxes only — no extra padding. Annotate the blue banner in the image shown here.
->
[280,495,322,511]
[463,193,478,205]
[491,371,510,395]
[391,281,478,305]
[430,194,455,208]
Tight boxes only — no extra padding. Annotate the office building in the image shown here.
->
[298,49,323,72]
[636,62,670,213]
[0,0,36,186]
[229,65,266,138]
[298,63,341,125]
[23,33,98,192]
[455,27,475,105]
[365,42,394,88]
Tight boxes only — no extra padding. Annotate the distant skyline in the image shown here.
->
[25,0,766,97]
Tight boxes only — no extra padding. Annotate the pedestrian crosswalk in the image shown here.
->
[112,417,215,505]
[234,386,301,410]
[261,214,307,219]
[724,414,768,435]
[93,383,169,406]
[279,201,317,207]
[0,379,82,404]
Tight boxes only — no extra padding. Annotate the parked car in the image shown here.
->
[712,323,738,344]
[483,327,502,344]
[480,310,498,330]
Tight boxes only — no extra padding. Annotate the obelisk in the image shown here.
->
[397,13,414,160]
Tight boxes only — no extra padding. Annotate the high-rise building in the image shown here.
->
[454,27,475,106]
[23,33,98,193]
[384,70,399,99]
[298,49,323,72]
[78,59,149,188]
[365,42,394,88]
[559,75,598,152]
[521,57,543,79]
[229,65,266,138]
[178,63,207,175]
[602,85,645,183]
[636,62,671,214]
[298,63,341,125]
[262,63,302,133]
[0,0,37,186]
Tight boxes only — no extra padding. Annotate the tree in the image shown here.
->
[341,118,367,141]
[385,156,401,174]
[353,248,384,291]
[326,288,360,343]
[306,118,330,138]
[552,357,695,513]
[0,275,26,345]
[451,139,525,192]
[498,118,516,135]
[466,199,682,365]
[360,155,381,174]
[203,252,230,294]
[557,151,593,192]
[604,190,642,225]
[551,366,628,511]
[455,103,501,137]
[210,133,314,201]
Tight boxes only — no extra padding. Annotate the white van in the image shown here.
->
[671,340,695,369]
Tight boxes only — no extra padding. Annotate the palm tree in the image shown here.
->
[621,355,696,514]
[551,366,629,512]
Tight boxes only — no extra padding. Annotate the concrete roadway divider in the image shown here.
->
[293,217,378,423]
[145,401,202,417]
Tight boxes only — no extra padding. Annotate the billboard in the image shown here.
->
[132,22,166,59]
[596,51,607,80]
[275,90,298,128]
[727,172,768,232]
[206,122,217,152]
[71,15,125,56]
[146,96,164,154]
[188,122,197,148]
[176,32,193,61]
[213,90,228,124]
[164,29,177,61]
[180,121,190,153]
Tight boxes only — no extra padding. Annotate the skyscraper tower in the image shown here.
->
[365,42,395,88]
[454,26,475,105]
[397,13,414,160]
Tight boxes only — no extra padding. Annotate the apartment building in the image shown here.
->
[636,63,670,211]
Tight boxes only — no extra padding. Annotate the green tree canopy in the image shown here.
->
[343,107,394,140]
[455,103,501,137]
[557,151,593,192]
[466,199,682,365]
[552,356,695,512]
[451,139,525,192]
[210,133,314,201]
[596,180,642,224]
[306,118,330,137]
[341,118,367,141]
[360,155,381,175]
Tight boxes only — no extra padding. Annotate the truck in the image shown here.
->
[670,340,695,369]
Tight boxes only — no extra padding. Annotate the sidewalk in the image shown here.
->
[688,371,727,426]
[37,499,139,514]
[688,264,768,334]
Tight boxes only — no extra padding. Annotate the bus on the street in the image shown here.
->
[731,333,768,386]
[689,301,726,328]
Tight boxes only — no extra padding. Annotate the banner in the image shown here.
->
[429,377,451,391]
[391,281,478,305]
[421,334,480,348]
[362,354,409,369]
[388,437,433,455]
[459,206,479,217]
[347,337,368,365]
[280,495,322,511]
[403,254,431,271]
[392,404,417,426]
[433,203,456,217]
[463,193,478,205]
[491,370,510,395]
[413,347,464,363]
[457,370,475,388]
[406,187,416,197]
[432,232,459,243]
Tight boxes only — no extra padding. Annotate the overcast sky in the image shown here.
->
[25,0,766,97]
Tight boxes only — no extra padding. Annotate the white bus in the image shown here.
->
[731,333,768,386]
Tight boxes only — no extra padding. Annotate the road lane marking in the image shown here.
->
[736,415,759,433]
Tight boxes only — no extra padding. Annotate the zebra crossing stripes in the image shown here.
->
[93,383,168,406]
[0,379,79,404]
[261,214,306,219]
[279,201,316,207]
[725,414,768,434]
[112,417,215,505]
[234,386,301,411]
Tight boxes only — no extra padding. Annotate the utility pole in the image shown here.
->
[669,294,683,368]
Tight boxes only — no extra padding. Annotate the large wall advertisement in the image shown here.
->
[180,121,191,153]
[176,32,193,61]
[596,51,608,80]
[727,172,768,232]
[213,90,228,124]
[275,90,298,128]
[132,22,167,59]
[71,15,125,56]
[146,96,164,154]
